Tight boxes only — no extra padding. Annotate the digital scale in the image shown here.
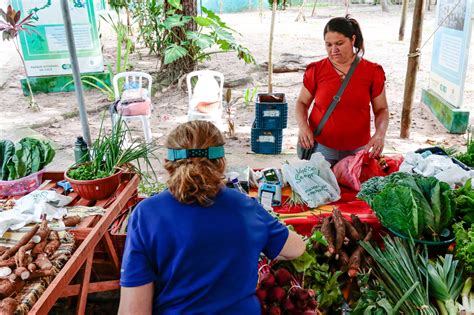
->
[258,168,282,208]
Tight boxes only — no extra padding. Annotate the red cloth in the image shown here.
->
[303,58,386,150]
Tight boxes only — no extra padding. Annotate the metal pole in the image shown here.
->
[60,0,92,147]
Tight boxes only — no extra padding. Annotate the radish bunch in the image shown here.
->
[257,267,318,315]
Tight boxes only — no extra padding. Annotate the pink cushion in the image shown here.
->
[117,99,152,116]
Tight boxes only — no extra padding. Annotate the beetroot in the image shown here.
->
[274,268,292,286]
[268,286,286,302]
[268,306,281,315]
[284,298,295,310]
[256,288,267,302]
[296,288,309,301]
[302,310,317,315]
[307,298,317,308]
[260,273,275,289]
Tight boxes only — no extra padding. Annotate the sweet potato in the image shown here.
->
[0,279,24,299]
[36,216,50,242]
[321,216,335,255]
[27,263,37,273]
[0,224,39,260]
[28,269,54,280]
[0,297,18,315]
[31,241,47,256]
[350,214,365,238]
[16,242,35,267]
[0,258,16,269]
[348,229,374,278]
[48,230,60,241]
[63,216,81,227]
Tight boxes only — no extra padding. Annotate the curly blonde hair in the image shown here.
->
[164,121,226,206]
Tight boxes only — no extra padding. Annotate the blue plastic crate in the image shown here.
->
[251,121,283,155]
[255,93,288,129]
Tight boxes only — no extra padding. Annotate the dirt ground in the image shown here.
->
[0,4,473,178]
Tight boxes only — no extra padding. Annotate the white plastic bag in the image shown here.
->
[282,153,341,208]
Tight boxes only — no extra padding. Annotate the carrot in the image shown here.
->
[320,216,335,255]
[343,217,360,241]
[332,208,346,255]
[348,228,373,278]
[0,297,18,315]
[0,224,39,260]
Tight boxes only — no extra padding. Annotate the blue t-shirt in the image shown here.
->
[120,187,289,314]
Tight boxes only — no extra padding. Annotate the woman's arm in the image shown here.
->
[295,86,315,149]
[366,87,389,158]
[276,230,306,260]
[118,283,154,315]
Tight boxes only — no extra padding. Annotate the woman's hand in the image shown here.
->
[365,133,385,158]
[298,124,314,149]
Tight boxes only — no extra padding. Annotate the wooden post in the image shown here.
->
[398,0,409,41]
[268,0,277,93]
[400,0,425,139]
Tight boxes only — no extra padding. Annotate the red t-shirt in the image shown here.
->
[303,58,386,150]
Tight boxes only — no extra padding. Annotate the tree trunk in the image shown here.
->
[311,0,318,16]
[295,0,308,21]
[400,0,425,139]
[381,0,390,12]
[268,0,277,93]
[399,0,409,40]
[160,0,197,85]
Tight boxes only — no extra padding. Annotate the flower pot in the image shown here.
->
[65,166,123,201]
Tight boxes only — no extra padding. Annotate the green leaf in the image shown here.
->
[0,140,14,180]
[162,14,191,30]
[167,0,182,10]
[185,31,213,50]
[193,16,212,27]
[290,251,315,273]
[163,44,188,65]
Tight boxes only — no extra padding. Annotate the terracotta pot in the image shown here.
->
[65,166,123,201]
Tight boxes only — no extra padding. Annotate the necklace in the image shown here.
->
[329,59,347,77]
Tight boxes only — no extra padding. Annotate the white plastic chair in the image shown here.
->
[112,72,153,144]
[186,70,224,126]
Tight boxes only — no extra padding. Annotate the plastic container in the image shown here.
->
[251,121,283,155]
[0,169,45,196]
[255,93,288,129]
[415,146,471,171]
[227,172,247,194]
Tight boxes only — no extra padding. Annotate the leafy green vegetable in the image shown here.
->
[453,222,474,274]
[421,254,464,315]
[0,138,55,181]
[449,179,474,224]
[351,272,392,315]
[454,131,474,167]
[360,236,438,315]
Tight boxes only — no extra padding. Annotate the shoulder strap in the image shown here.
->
[313,56,360,137]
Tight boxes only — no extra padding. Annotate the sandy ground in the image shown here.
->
[0,4,473,178]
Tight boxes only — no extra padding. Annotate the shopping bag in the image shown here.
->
[333,150,404,191]
[282,153,341,208]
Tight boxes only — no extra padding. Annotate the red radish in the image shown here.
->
[256,288,267,302]
[307,298,317,308]
[284,298,295,310]
[274,268,292,286]
[268,306,281,315]
[303,310,317,315]
[268,286,286,302]
[260,273,275,288]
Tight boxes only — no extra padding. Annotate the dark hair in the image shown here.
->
[324,15,365,56]
[164,121,226,207]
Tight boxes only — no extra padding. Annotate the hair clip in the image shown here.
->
[167,146,225,161]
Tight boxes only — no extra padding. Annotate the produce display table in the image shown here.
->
[1,171,139,315]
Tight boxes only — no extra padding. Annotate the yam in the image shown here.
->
[44,240,60,256]
[0,297,18,315]
[36,216,50,242]
[0,258,16,269]
[14,267,30,280]
[332,208,346,254]
[350,214,365,238]
[48,230,60,241]
[0,224,39,260]
[28,269,54,280]
[343,217,360,241]
[320,216,335,255]
[31,241,47,256]
[348,229,374,278]
[63,216,81,227]
[27,263,37,273]
[16,242,35,267]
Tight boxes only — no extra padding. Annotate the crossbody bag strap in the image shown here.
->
[313,56,360,137]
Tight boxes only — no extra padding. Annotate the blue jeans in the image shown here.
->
[314,143,365,166]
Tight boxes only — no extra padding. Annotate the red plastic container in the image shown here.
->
[0,170,45,196]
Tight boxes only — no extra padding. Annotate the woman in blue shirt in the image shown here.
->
[118,121,305,314]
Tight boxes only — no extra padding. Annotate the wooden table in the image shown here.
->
[11,171,140,315]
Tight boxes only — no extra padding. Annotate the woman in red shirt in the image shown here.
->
[295,16,389,166]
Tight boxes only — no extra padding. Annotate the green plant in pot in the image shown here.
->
[65,117,156,200]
